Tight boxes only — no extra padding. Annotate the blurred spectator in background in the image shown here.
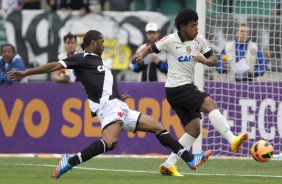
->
[272,0,282,15]
[144,0,153,11]
[1,0,21,13]
[47,0,61,11]
[110,0,132,11]
[52,33,79,83]
[0,43,25,83]
[47,0,89,14]
[131,22,167,82]
[207,0,234,13]
[98,0,106,11]
[152,0,185,12]
[63,0,90,15]
[21,0,40,9]
[216,23,268,81]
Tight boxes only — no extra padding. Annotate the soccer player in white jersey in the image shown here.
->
[133,8,248,176]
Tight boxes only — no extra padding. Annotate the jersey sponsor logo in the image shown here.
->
[178,55,194,62]
[97,65,106,72]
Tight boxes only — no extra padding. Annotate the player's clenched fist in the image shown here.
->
[132,53,143,63]
[132,45,154,63]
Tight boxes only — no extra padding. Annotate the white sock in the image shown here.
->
[164,133,196,167]
[77,152,83,164]
[208,109,235,144]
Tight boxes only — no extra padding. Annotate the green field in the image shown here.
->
[0,157,281,184]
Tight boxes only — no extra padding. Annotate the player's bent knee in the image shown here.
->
[102,137,119,151]
[210,99,218,109]
[155,124,166,135]
[137,114,165,134]
[108,141,118,151]
[148,122,165,135]
[203,97,218,112]
[194,127,201,137]
[104,140,118,151]
[185,127,200,138]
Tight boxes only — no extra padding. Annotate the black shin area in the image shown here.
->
[156,130,194,162]
[68,139,108,166]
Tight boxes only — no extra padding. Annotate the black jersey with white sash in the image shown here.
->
[59,52,120,114]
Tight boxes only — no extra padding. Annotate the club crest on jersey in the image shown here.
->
[97,65,106,72]
[118,112,123,118]
[178,55,194,62]
[186,46,191,54]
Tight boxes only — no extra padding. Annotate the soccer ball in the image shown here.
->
[251,140,273,162]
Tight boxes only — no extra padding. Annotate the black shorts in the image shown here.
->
[165,83,209,127]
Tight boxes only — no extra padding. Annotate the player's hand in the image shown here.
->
[193,56,207,65]
[132,53,143,63]
[6,70,26,80]
[120,94,130,101]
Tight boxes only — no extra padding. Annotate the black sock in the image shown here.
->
[156,130,194,162]
[68,139,108,167]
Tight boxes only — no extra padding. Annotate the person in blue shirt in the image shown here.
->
[216,23,268,81]
[0,43,25,84]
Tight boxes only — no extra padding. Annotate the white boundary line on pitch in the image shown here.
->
[1,163,282,179]
[0,154,282,160]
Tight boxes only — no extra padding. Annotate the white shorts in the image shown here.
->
[96,99,141,132]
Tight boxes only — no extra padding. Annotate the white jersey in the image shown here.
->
[151,32,212,87]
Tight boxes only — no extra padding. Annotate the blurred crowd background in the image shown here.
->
[0,0,282,83]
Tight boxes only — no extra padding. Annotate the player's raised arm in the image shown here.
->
[6,62,64,80]
[133,34,171,63]
[132,45,154,63]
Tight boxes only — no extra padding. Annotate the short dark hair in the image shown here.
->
[235,22,251,33]
[63,32,77,42]
[82,30,103,49]
[1,43,16,54]
[237,22,250,29]
[175,8,198,31]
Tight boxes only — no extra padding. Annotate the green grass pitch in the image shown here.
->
[0,157,281,184]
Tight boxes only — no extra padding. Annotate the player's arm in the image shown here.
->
[206,54,218,66]
[194,51,217,67]
[132,45,154,63]
[6,62,64,80]
[194,36,217,67]
[194,54,217,67]
[133,35,171,63]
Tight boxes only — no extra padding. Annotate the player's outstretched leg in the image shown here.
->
[160,118,200,176]
[52,122,123,178]
[201,96,248,152]
[136,114,212,173]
